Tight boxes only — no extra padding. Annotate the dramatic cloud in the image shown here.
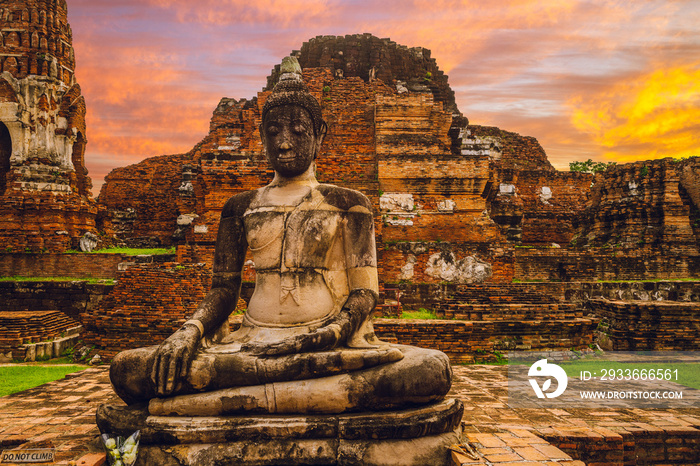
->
[569,65,700,162]
[66,0,700,194]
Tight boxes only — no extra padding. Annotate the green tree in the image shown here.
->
[569,159,616,174]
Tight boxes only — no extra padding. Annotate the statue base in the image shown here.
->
[97,398,463,466]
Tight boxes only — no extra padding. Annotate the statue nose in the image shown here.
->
[280,141,292,150]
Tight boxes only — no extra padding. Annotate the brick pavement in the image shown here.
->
[0,367,120,465]
[0,365,698,465]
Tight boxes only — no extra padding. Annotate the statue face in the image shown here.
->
[261,105,319,178]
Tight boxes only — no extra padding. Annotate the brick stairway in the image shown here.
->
[377,283,599,360]
[0,311,81,361]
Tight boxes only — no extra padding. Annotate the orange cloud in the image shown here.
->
[355,0,578,72]
[569,64,700,162]
[74,33,222,192]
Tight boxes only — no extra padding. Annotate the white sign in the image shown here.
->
[1,449,55,463]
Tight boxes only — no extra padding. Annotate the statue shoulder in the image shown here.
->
[317,184,373,212]
[221,190,258,219]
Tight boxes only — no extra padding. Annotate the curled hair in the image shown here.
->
[262,72,325,136]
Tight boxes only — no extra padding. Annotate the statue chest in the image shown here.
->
[243,207,345,271]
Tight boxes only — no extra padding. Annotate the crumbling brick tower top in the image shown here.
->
[0,0,76,83]
[0,0,96,252]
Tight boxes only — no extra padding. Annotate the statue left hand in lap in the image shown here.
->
[109,57,451,415]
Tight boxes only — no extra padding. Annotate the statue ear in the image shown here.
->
[314,121,328,159]
[258,123,265,146]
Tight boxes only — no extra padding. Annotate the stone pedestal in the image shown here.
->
[97,398,463,466]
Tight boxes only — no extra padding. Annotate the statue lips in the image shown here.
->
[276,151,298,163]
[273,150,308,175]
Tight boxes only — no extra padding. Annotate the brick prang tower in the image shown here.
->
[0,0,96,252]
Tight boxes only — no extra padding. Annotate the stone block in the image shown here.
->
[97,399,463,466]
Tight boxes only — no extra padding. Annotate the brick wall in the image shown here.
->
[516,170,592,245]
[464,125,594,246]
[0,280,113,320]
[589,298,700,351]
[514,248,700,281]
[464,125,552,171]
[0,252,175,279]
[0,193,98,252]
[77,262,599,362]
[575,158,699,252]
[378,281,700,310]
[543,425,700,465]
[80,263,213,359]
[373,318,597,364]
[491,280,700,303]
[97,153,197,246]
[379,243,513,284]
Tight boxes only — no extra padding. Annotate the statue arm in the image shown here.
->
[342,204,381,347]
[187,212,247,334]
[151,195,250,396]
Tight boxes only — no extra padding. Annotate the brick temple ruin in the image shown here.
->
[97,34,700,283]
[0,0,96,253]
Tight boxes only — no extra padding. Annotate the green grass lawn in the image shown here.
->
[66,247,176,255]
[399,308,440,319]
[0,276,115,284]
[0,363,86,397]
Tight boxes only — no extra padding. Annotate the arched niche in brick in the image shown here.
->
[0,121,11,195]
[6,31,19,48]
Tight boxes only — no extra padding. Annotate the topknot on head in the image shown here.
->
[262,56,325,136]
[278,56,303,82]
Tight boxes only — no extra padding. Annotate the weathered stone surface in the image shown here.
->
[133,432,461,466]
[424,252,492,284]
[97,399,462,444]
[79,231,98,252]
[97,400,463,465]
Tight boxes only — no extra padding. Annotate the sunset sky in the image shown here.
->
[66,0,700,196]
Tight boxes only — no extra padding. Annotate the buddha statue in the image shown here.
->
[108,57,452,417]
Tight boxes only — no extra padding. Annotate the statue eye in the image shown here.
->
[293,125,307,135]
[267,125,279,135]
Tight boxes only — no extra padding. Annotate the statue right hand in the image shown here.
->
[150,325,200,396]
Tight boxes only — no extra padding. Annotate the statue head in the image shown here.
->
[260,57,327,178]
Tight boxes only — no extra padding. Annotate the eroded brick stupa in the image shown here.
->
[98,33,700,285]
[0,0,96,252]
